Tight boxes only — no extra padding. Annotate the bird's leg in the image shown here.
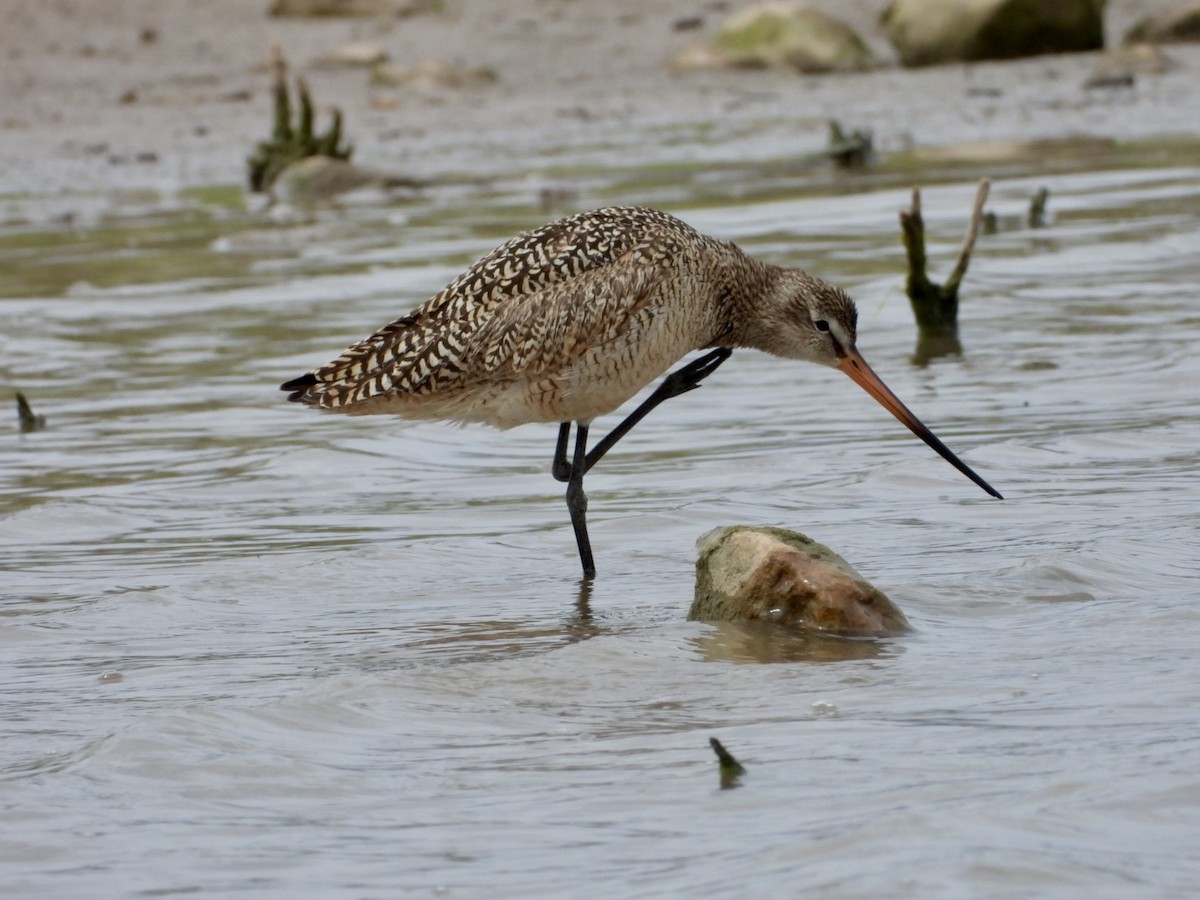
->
[584,348,732,473]
[552,422,573,483]
[551,349,730,577]
[564,423,596,579]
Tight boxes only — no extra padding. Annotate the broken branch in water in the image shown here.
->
[827,120,874,169]
[899,178,990,363]
[1028,186,1050,228]
[710,737,746,789]
[16,392,47,433]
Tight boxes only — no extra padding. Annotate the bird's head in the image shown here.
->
[760,269,1003,500]
[755,271,860,368]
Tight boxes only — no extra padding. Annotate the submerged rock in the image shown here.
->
[690,526,910,637]
[711,2,876,73]
[881,0,1104,67]
[271,155,423,206]
[1124,3,1200,44]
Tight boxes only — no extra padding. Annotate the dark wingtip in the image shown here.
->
[281,372,318,403]
[280,372,317,391]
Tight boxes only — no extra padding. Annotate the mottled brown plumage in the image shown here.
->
[282,205,1000,579]
[283,206,855,427]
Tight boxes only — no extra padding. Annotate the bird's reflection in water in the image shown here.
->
[573,577,594,624]
[692,620,903,665]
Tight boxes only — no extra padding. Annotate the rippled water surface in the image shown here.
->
[3,153,1199,897]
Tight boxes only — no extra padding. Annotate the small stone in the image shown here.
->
[1083,71,1134,90]
[1124,3,1200,44]
[317,39,389,68]
[670,44,735,72]
[272,155,423,206]
[691,526,910,636]
[371,58,498,89]
[272,156,383,204]
[1090,42,1176,82]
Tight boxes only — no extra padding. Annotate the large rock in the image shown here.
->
[690,526,910,637]
[881,0,1104,67]
[1124,2,1200,44]
[711,3,876,73]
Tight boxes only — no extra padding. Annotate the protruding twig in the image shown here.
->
[16,392,47,433]
[826,120,874,169]
[270,46,291,144]
[945,179,990,297]
[296,76,315,145]
[710,737,746,789]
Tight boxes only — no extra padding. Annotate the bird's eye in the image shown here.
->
[815,319,830,332]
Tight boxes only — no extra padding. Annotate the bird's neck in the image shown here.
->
[706,254,788,353]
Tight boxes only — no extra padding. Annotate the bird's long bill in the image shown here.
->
[838,351,1003,499]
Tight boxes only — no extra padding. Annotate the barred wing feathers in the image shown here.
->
[282,207,694,416]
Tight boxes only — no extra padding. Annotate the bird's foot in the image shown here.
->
[653,348,732,402]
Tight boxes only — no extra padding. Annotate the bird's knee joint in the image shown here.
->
[566,482,588,514]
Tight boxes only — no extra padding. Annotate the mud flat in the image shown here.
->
[1,0,1197,202]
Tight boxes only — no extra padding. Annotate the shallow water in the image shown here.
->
[2,154,1199,897]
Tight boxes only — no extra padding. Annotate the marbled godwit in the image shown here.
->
[282,206,1001,578]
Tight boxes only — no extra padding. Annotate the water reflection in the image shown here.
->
[911,331,964,367]
[692,620,900,664]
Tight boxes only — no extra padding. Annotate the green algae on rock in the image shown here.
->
[712,2,876,73]
[691,526,910,637]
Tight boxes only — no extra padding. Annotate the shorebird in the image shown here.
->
[282,206,1001,578]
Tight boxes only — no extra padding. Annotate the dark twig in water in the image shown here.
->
[1028,186,1050,228]
[247,47,354,193]
[899,179,990,364]
[16,392,47,433]
[710,737,746,789]
[826,120,874,169]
